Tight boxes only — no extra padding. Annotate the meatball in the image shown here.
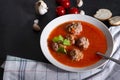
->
[69,49,84,61]
[52,42,59,51]
[66,22,82,35]
[65,34,75,44]
[76,37,90,50]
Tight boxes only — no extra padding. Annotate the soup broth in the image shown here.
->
[47,21,107,67]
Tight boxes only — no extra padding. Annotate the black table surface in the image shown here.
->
[0,0,120,79]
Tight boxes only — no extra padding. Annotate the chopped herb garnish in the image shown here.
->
[52,35,71,54]
[52,35,64,42]
[57,47,67,54]
[63,39,70,46]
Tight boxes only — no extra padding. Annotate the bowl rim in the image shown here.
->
[40,14,113,72]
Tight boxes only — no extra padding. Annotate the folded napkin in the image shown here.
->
[2,26,120,80]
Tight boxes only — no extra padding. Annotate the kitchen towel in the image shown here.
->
[2,26,120,80]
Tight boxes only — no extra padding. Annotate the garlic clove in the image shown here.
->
[80,10,85,15]
[77,0,83,7]
[35,0,48,15]
[33,19,40,31]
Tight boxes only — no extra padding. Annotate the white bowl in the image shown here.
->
[40,14,113,72]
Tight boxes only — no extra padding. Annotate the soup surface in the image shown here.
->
[47,21,107,67]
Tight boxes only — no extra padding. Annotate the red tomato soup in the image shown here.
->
[47,21,107,67]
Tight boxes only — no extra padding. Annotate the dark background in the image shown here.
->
[0,0,120,79]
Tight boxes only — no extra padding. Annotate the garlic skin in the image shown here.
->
[33,24,41,31]
[77,0,83,7]
[80,10,85,15]
[36,0,48,15]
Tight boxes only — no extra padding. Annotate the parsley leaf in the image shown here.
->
[63,39,70,46]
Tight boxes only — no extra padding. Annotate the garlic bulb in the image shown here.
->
[77,0,83,7]
[35,0,48,15]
